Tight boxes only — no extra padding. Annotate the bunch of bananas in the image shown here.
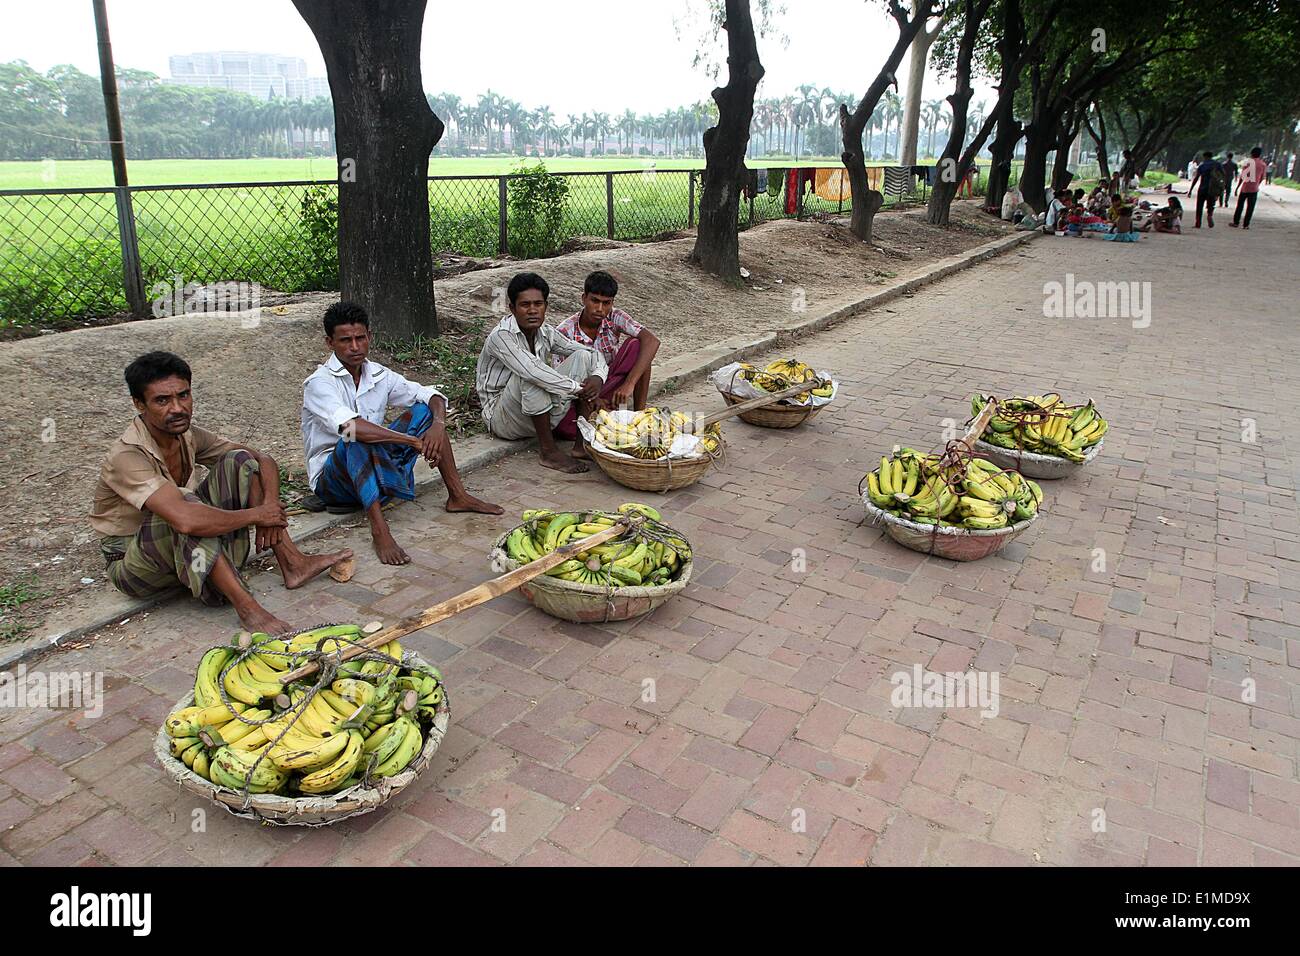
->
[864,449,1044,530]
[168,625,441,796]
[503,502,691,588]
[737,359,834,402]
[594,408,677,460]
[593,407,722,458]
[973,394,1108,463]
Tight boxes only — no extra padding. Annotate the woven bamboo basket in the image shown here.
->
[587,443,713,492]
[154,651,450,826]
[491,527,692,623]
[972,438,1104,479]
[720,389,825,429]
[860,495,1039,561]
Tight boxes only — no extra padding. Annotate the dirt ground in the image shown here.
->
[0,201,1011,632]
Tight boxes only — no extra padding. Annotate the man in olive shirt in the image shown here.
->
[91,351,351,633]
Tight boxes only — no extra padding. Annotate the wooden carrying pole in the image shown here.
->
[277,518,635,684]
[958,398,997,452]
[686,379,833,432]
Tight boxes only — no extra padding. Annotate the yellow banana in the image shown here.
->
[297,731,364,794]
[372,718,422,777]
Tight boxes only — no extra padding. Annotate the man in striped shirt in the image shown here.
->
[476,272,608,474]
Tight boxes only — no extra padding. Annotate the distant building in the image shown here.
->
[165,52,329,101]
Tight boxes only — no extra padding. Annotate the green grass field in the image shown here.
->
[0,155,995,329]
[0,154,964,189]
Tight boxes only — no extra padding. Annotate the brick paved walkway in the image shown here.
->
[3,187,1299,867]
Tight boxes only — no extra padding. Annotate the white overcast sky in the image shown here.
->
[0,0,996,114]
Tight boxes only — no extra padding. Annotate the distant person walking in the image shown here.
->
[1219,152,1237,207]
[1187,151,1224,228]
[1229,147,1267,230]
[1265,158,1275,184]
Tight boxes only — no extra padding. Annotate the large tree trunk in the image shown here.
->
[924,0,995,225]
[293,0,443,339]
[840,3,931,241]
[901,6,944,167]
[1020,125,1052,212]
[691,0,764,280]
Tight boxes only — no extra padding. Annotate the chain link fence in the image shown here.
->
[1,164,985,327]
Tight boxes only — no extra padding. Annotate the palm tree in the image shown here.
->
[882,90,902,159]
[564,114,579,155]
[924,98,943,159]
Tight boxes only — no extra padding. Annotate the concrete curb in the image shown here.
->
[3,225,1035,670]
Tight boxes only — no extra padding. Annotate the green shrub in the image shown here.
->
[507,162,569,259]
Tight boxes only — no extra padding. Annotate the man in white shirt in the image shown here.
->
[475,272,607,474]
[302,301,501,566]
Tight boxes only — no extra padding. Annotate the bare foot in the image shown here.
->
[238,607,293,635]
[570,441,591,461]
[540,449,589,473]
[446,493,505,515]
[373,528,410,565]
[281,548,354,589]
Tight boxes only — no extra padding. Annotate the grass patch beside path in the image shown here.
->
[373,318,489,441]
[1,574,45,642]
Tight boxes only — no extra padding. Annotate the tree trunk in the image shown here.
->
[924,0,993,225]
[691,0,764,280]
[840,4,929,241]
[1020,127,1051,213]
[294,0,442,338]
[900,15,938,167]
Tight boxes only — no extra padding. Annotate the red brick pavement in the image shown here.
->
[3,190,1300,866]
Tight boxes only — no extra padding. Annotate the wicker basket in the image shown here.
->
[861,495,1039,561]
[491,528,692,623]
[587,443,712,492]
[972,438,1103,479]
[154,651,450,826]
[720,389,826,429]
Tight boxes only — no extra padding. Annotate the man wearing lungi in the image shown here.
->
[475,272,607,474]
[552,270,660,435]
[91,351,352,634]
[302,301,502,567]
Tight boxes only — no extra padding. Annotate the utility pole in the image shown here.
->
[93,0,148,317]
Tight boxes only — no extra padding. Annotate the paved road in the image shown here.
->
[3,186,1298,866]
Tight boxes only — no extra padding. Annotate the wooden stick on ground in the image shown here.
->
[684,379,832,432]
[277,518,636,685]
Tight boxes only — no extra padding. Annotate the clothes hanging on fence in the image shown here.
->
[784,168,799,214]
[882,166,910,198]
[911,165,933,185]
[767,169,783,196]
[756,168,768,194]
[865,167,884,192]
[814,168,852,202]
[742,168,758,200]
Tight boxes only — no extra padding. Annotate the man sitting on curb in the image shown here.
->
[91,351,351,634]
[476,272,607,474]
[302,301,502,567]
[552,270,661,443]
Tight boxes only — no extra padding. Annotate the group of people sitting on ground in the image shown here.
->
[1186,146,1268,229]
[90,269,659,632]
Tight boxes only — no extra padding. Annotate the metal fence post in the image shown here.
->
[688,171,696,228]
[498,176,508,256]
[605,173,614,239]
[749,194,755,226]
[114,186,148,316]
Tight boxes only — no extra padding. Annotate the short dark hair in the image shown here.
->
[1112,193,1122,202]
[125,351,191,401]
[1251,146,1262,158]
[1202,151,1212,159]
[324,301,369,337]
[1226,152,1234,159]
[1073,189,1085,200]
[507,272,549,306]
[583,270,618,298]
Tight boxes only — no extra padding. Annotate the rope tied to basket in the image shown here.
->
[724,365,821,424]
[210,628,405,808]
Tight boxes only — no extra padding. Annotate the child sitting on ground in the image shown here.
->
[1102,205,1139,242]
[1106,193,1125,223]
